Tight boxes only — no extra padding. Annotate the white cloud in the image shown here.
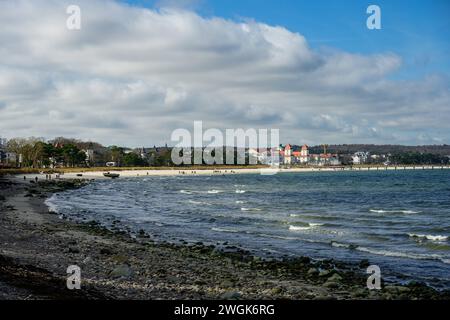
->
[0,0,448,146]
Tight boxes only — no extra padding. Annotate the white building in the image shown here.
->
[299,144,309,163]
[352,152,369,165]
[283,144,293,164]
[248,148,259,163]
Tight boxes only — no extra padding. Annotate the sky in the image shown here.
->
[131,0,450,79]
[0,0,449,147]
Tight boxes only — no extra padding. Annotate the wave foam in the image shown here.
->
[288,222,323,232]
[409,234,448,242]
[44,195,59,213]
[241,207,262,212]
[356,246,448,264]
[188,200,210,206]
[207,190,223,194]
[370,209,420,214]
[309,223,324,227]
[331,241,357,249]
[211,227,240,233]
[289,223,323,231]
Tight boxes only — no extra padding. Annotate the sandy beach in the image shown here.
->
[11,165,450,182]
[0,175,449,300]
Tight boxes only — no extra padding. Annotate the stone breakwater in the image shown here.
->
[0,177,449,300]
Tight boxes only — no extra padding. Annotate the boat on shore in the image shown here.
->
[103,172,120,179]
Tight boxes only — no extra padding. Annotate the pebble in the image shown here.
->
[109,264,133,278]
[68,246,80,254]
[307,268,319,276]
[327,273,343,282]
[220,291,241,300]
[319,269,332,277]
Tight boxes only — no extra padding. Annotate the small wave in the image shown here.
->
[289,215,325,227]
[309,223,324,227]
[236,200,245,204]
[289,225,312,231]
[207,190,223,194]
[370,209,420,214]
[211,227,240,233]
[331,241,349,249]
[331,241,357,250]
[188,200,211,206]
[235,190,246,194]
[356,246,448,264]
[180,190,193,194]
[44,195,59,213]
[241,207,262,212]
[288,222,323,231]
[330,241,449,264]
[409,234,448,242]
[262,248,279,254]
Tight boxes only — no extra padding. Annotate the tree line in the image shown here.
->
[389,152,449,165]
[4,137,89,168]
[316,144,450,156]
[2,137,449,168]
[0,137,173,168]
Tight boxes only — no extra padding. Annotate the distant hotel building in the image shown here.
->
[278,144,340,166]
[250,144,340,166]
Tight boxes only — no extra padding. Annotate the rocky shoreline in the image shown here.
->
[0,176,448,300]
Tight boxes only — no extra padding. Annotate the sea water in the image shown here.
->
[46,170,450,289]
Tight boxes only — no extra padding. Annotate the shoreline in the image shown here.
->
[5,165,450,181]
[0,177,449,300]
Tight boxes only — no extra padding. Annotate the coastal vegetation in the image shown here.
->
[389,152,449,165]
[1,136,449,170]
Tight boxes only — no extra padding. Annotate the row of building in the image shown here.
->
[249,144,341,166]
[250,144,398,166]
